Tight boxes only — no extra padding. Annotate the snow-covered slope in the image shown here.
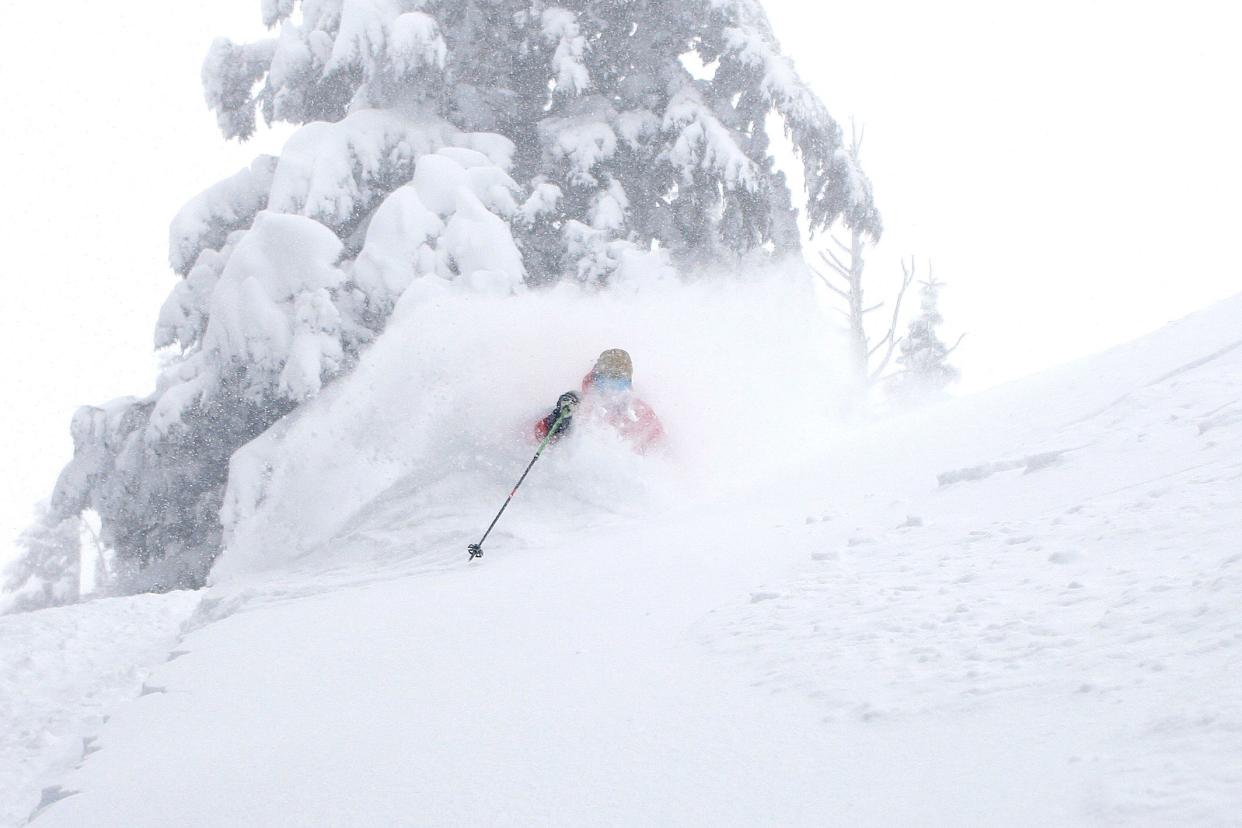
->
[7,293,1241,826]
[0,591,199,828]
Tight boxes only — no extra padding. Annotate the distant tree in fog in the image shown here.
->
[887,269,963,404]
[1,504,81,614]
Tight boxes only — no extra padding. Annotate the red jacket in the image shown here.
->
[535,374,665,454]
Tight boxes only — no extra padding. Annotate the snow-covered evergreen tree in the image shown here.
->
[5,0,877,608]
[206,0,879,280]
[888,273,962,404]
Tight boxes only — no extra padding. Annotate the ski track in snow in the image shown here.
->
[8,296,1242,826]
[709,326,1242,824]
[0,591,201,827]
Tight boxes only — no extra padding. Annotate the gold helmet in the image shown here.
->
[592,348,633,380]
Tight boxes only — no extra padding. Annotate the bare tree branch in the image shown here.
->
[824,262,850,280]
[811,265,851,299]
[870,336,906,382]
[821,248,851,275]
[867,329,892,358]
[849,118,865,158]
[821,279,851,300]
[861,301,884,315]
[809,265,849,294]
[945,333,966,357]
[868,258,916,380]
[817,249,850,279]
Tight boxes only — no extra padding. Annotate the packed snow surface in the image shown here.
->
[6,290,1242,826]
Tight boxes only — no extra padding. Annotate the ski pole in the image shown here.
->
[467,404,573,560]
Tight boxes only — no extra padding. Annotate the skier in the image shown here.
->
[535,348,665,454]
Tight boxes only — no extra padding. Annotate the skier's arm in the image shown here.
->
[534,391,580,441]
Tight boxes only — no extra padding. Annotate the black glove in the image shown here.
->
[555,391,580,419]
[543,391,579,441]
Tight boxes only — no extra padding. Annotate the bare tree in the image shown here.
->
[809,122,963,400]
[813,248,906,389]
[810,122,913,393]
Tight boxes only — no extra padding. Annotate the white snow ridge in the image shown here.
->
[5,293,1242,825]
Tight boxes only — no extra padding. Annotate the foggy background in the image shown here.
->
[1,0,1238,563]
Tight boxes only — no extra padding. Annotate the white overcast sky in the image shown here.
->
[1,0,1239,563]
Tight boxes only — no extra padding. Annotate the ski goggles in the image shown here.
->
[592,375,632,394]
